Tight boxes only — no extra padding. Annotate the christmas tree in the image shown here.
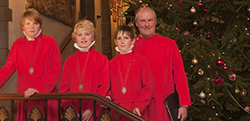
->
[123,0,250,120]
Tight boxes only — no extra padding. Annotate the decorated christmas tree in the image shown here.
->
[123,0,250,120]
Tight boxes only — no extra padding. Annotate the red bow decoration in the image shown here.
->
[213,71,224,89]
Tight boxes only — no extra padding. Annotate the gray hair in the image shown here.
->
[135,6,157,21]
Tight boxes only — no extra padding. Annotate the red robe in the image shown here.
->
[0,34,62,121]
[59,48,110,120]
[133,34,191,121]
[109,52,153,120]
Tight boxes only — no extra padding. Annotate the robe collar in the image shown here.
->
[139,33,156,39]
[74,41,95,52]
[115,44,134,55]
[23,29,42,41]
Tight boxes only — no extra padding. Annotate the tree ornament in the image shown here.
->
[198,1,203,7]
[123,11,128,16]
[193,20,198,26]
[207,34,211,39]
[128,22,134,28]
[235,87,240,93]
[190,6,196,13]
[197,69,204,75]
[223,65,228,70]
[240,89,247,97]
[213,71,224,89]
[229,73,236,81]
[199,91,206,98]
[175,27,180,30]
[248,7,250,12]
[192,58,198,65]
[201,99,206,104]
[169,4,173,8]
[245,106,250,112]
[139,0,143,3]
[183,31,190,35]
[203,8,208,13]
[216,59,224,66]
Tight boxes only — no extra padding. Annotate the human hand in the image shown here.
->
[100,96,112,109]
[133,108,141,116]
[178,107,188,121]
[24,88,39,98]
[82,109,92,121]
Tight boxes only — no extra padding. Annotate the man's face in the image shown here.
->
[135,8,157,39]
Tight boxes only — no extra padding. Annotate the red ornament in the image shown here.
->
[203,8,208,13]
[223,66,228,70]
[240,89,247,97]
[175,27,180,30]
[183,31,190,35]
[229,73,236,81]
[207,34,211,39]
[198,2,203,7]
[216,59,224,66]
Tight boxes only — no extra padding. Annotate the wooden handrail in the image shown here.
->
[59,32,73,53]
[0,93,147,121]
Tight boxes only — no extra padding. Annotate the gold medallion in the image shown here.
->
[122,87,126,94]
[29,67,34,74]
[79,84,83,90]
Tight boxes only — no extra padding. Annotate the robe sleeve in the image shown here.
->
[133,59,153,113]
[34,40,62,93]
[172,42,191,107]
[87,55,110,113]
[96,56,110,97]
[0,45,16,88]
[59,58,70,93]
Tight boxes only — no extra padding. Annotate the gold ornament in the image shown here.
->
[193,20,198,26]
[197,69,204,75]
[201,99,206,104]
[245,106,250,112]
[190,6,196,13]
[235,87,240,93]
[248,7,250,12]
[192,58,198,65]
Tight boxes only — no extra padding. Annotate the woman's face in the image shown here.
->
[75,28,94,48]
[22,18,41,38]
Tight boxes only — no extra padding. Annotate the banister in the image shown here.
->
[0,93,147,121]
[59,32,73,53]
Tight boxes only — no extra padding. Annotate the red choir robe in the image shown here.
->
[0,34,62,121]
[133,34,191,121]
[59,48,110,120]
[109,52,153,120]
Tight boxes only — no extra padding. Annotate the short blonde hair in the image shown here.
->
[72,19,96,40]
[20,8,42,28]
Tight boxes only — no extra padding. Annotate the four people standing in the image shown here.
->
[0,6,190,121]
